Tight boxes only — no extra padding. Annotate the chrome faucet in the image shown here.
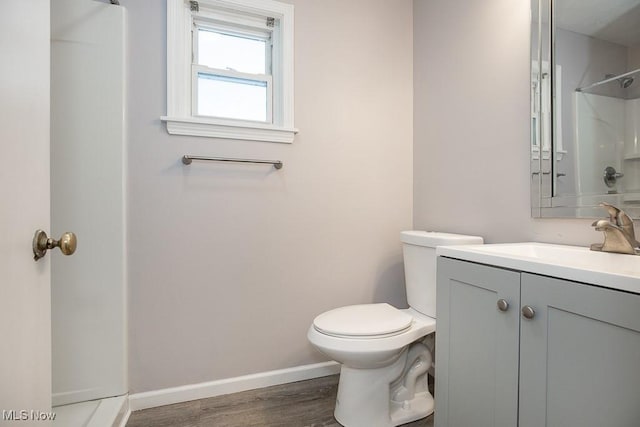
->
[590,202,639,255]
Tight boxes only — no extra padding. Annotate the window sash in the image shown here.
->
[193,18,273,41]
[193,21,273,75]
[191,65,273,123]
[193,4,275,33]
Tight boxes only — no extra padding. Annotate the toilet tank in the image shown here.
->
[401,231,483,318]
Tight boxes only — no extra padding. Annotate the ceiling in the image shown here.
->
[555,0,640,47]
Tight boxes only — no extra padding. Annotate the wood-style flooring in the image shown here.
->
[126,375,434,427]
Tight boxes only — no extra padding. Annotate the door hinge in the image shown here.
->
[190,1,199,12]
[266,17,275,27]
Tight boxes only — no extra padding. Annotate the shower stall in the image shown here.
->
[51,0,127,425]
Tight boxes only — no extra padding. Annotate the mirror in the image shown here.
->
[531,0,640,218]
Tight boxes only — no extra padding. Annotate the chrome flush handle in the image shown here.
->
[603,166,624,188]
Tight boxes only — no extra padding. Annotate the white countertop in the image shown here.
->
[436,242,640,295]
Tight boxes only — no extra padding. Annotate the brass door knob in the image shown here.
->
[33,230,77,261]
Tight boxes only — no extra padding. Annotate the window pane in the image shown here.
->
[197,29,267,75]
[197,73,267,122]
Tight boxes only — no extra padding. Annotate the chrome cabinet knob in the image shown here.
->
[522,305,536,320]
[497,299,509,312]
[33,230,77,261]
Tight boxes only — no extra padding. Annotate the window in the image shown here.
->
[162,0,296,143]
[193,23,272,122]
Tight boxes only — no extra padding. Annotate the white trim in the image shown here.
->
[161,115,297,143]
[115,397,131,427]
[128,361,340,411]
[167,0,192,118]
[199,0,293,17]
[554,64,565,161]
[193,18,272,44]
[85,396,128,427]
[165,0,295,143]
[532,60,565,161]
[277,7,294,127]
[195,6,273,31]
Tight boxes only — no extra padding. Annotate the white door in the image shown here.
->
[0,0,53,422]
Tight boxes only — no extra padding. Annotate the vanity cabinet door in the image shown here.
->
[519,273,640,427]
[435,258,521,427]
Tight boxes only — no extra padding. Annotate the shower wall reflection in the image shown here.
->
[557,28,640,196]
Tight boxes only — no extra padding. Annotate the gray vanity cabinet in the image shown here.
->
[434,257,521,427]
[435,257,640,427]
[519,273,640,427]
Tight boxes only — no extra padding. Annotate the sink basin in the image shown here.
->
[436,242,640,294]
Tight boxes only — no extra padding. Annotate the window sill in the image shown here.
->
[161,116,297,143]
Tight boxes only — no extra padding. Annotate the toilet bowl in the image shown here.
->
[307,231,483,427]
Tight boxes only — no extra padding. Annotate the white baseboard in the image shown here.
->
[128,361,340,411]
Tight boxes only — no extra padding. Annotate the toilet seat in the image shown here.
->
[307,307,436,368]
[313,303,413,338]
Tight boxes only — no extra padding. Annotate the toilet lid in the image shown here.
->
[313,303,413,337]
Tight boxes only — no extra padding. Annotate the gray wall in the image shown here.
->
[413,0,603,245]
[125,0,414,393]
[124,0,628,395]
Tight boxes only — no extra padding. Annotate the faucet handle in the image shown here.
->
[598,202,638,247]
[599,202,619,224]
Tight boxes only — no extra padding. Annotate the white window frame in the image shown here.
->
[162,0,296,143]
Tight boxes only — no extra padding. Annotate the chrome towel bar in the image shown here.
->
[182,155,283,170]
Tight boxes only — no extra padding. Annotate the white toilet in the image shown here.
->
[307,231,483,427]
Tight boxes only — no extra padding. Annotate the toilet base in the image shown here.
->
[389,391,434,425]
[333,349,433,427]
